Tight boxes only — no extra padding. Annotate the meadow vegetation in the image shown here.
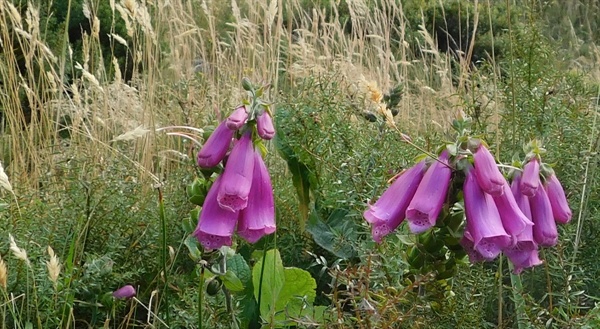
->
[0,0,599,328]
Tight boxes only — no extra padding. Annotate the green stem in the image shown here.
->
[158,188,170,326]
[198,265,205,329]
[508,262,527,329]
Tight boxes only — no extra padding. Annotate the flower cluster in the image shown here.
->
[193,103,276,250]
[364,141,572,274]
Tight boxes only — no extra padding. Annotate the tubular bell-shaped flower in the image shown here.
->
[364,161,427,243]
[256,111,275,140]
[218,132,255,212]
[460,229,486,263]
[226,105,249,130]
[238,149,276,243]
[197,121,234,168]
[193,176,240,249]
[545,173,572,224]
[520,158,540,197]
[113,285,136,299]
[473,144,505,196]
[504,225,542,274]
[492,181,534,245]
[529,183,558,247]
[463,168,511,260]
[406,151,452,234]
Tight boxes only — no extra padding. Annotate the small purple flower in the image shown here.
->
[406,151,452,234]
[197,121,234,168]
[238,149,276,243]
[545,173,572,224]
[463,168,511,260]
[256,112,275,140]
[529,182,558,247]
[363,161,427,243]
[226,105,249,130]
[492,181,534,246]
[217,132,255,212]
[520,158,540,197]
[473,144,505,196]
[193,176,240,250]
[113,285,136,299]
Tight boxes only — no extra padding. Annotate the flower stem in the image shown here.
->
[198,265,205,329]
[157,187,170,326]
[508,262,527,329]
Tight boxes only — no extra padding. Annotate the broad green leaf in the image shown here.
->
[272,267,317,324]
[184,236,202,261]
[306,208,357,259]
[221,270,244,292]
[253,249,285,320]
[227,254,252,292]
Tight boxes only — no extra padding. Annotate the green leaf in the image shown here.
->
[272,267,317,324]
[306,208,357,259]
[184,236,202,261]
[253,249,285,321]
[221,270,244,292]
[227,254,252,292]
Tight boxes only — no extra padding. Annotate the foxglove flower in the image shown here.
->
[492,181,534,245]
[473,144,505,196]
[256,112,275,140]
[238,149,276,243]
[364,161,427,243]
[520,158,540,197]
[510,172,531,219]
[460,229,486,263]
[197,121,234,168]
[529,182,558,247]
[504,225,542,274]
[545,173,572,224]
[226,105,249,130]
[406,151,452,234]
[463,168,511,260]
[113,285,136,299]
[218,132,255,212]
[193,176,240,249]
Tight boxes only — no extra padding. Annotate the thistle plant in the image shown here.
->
[364,116,572,275]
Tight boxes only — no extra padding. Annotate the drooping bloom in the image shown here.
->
[364,161,427,243]
[463,168,511,260]
[226,105,249,130]
[473,144,505,196]
[256,112,275,140]
[545,173,572,224]
[238,149,276,243]
[504,225,542,274]
[520,158,540,197]
[197,121,234,168]
[492,181,534,246]
[193,176,240,249]
[406,151,452,234]
[217,132,255,212]
[529,182,558,247]
[510,172,531,219]
[460,229,486,263]
[113,285,136,299]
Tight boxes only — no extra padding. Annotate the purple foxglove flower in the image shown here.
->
[545,174,572,224]
[238,150,276,243]
[226,105,249,130]
[364,161,427,243]
[511,172,532,220]
[406,151,452,234]
[492,181,534,245]
[463,168,511,260]
[473,144,505,196]
[113,285,136,299]
[529,183,558,247]
[197,121,234,168]
[460,229,486,263]
[193,175,240,249]
[218,132,255,212]
[504,224,542,274]
[256,112,275,140]
[520,158,540,197]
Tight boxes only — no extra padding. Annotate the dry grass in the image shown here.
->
[0,0,482,189]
